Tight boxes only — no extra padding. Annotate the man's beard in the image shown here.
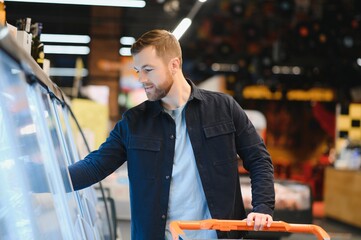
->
[145,71,173,101]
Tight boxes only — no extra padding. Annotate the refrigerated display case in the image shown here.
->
[0,25,115,240]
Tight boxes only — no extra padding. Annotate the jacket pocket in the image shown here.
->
[203,121,236,138]
[203,121,237,166]
[128,136,162,180]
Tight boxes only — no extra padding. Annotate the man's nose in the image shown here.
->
[138,72,146,83]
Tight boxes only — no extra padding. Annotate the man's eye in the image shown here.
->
[145,68,153,72]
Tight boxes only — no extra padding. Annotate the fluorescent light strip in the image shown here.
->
[41,34,91,44]
[44,45,90,55]
[6,0,146,8]
[172,0,206,40]
[119,47,131,56]
[49,67,88,77]
[172,18,192,40]
[120,36,135,45]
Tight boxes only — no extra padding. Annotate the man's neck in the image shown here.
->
[162,76,191,110]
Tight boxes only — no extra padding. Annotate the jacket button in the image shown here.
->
[165,175,170,179]
[170,134,175,139]
[162,215,166,219]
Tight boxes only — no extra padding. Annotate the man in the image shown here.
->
[69,29,275,239]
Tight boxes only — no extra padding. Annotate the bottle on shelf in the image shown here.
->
[31,22,45,68]
[15,17,33,54]
[16,18,25,30]
[25,17,31,33]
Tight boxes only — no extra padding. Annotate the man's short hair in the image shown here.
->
[131,29,182,66]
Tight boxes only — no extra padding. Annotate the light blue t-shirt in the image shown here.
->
[164,105,217,240]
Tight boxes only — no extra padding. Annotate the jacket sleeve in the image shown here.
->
[232,98,275,216]
[68,121,127,190]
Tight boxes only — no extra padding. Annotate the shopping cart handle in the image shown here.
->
[169,219,331,240]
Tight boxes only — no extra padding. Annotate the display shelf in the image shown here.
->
[324,167,361,229]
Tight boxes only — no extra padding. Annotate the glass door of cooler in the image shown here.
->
[48,98,85,215]
[54,105,81,166]
[32,86,96,240]
[50,98,102,240]
[0,51,66,239]
[64,107,115,240]
[62,105,116,240]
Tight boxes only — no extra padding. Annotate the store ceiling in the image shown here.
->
[5,0,361,102]
[5,0,202,38]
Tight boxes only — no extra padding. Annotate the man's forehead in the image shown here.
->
[133,47,162,69]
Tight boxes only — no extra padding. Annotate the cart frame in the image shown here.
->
[170,219,330,240]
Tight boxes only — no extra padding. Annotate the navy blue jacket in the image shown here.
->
[69,80,275,239]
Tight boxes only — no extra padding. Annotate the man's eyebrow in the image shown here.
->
[134,64,152,71]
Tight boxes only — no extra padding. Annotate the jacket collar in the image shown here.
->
[187,78,204,102]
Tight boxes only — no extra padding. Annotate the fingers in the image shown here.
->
[246,213,273,231]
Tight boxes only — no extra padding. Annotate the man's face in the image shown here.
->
[133,46,173,101]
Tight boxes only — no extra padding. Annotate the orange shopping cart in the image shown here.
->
[170,219,331,240]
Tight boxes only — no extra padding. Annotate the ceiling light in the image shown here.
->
[163,0,179,16]
[343,36,354,48]
[44,45,90,55]
[119,47,131,56]
[211,63,239,72]
[40,34,90,44]
[171,0,206,40]
[357,58,361,67]
[5,0,146,8]
[120,36,135,45]
[272,65,303,75]
[292,66,301,75]
[172,18,192,40]
[49,67,88,77]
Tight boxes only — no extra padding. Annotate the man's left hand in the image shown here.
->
[246,212,273,231]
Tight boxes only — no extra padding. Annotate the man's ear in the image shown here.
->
[169,57,181,75]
